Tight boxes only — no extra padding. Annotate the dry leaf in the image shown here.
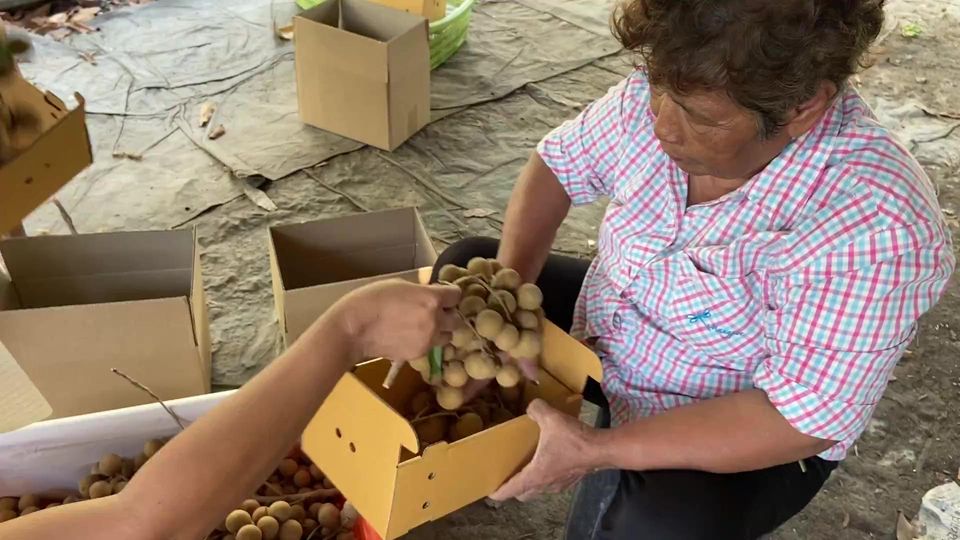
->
[67,21,97,33]
[896,511,921,540]
[69,7,101,24]
[208,124,226,140]
[198,102,216,127]
[78,51,97,65]
[47,12,68,25]
[463,208,496,218]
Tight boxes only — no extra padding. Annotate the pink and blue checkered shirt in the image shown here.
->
[539,72,954,460]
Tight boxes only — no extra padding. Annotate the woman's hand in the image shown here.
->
[321,280,462,366]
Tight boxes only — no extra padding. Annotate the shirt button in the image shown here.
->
[612,313,622,330]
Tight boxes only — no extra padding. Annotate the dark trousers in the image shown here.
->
[434,237,838,540]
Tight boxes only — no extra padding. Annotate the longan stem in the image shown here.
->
[410,411,458,425]
[111,368,186,430]
[253,487,340,505]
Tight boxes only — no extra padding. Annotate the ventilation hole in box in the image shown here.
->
[422,501,430,510]
[349,442,356,453]
[24,177,33,185]
[428,472,436,480]
[335,428,342,439]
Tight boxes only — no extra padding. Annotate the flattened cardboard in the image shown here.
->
[0,229,211,419]
[0,73,92,235]
[294,0,430,150]
[302,321,602,539]
[270,207,437,345]
[0,390,231,496]
[0,339,51,434]
[364,0,446,21]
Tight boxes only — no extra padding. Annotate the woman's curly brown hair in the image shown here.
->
[613,0,884,138]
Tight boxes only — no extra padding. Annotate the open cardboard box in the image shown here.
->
[294,0,431,150]
[0,229,211,419]
[0,71,93,235]
[0,391,231,497]
[269,207,437,345]
[302,322,602,539]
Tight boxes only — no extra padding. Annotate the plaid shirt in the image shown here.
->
[539,72,954,460]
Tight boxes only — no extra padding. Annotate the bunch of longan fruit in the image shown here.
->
[409,258,544,413]
[212,447,356,540]
[407,383,524,449]
[0,438,169,524]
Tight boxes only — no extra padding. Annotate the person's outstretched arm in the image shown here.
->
[0,280,460,540]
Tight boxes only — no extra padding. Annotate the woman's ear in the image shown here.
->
[785,81,839,139]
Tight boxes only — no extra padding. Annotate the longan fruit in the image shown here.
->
[62,495,79,505]
[90,463,101,475]
[19,506,38,516]
[464,352,497,380]
[442,345,457,362]
[256,515,279,539]
[409,355,431,374]
[341,502,359,528]
[438,264,467,283]
[297,487,312,495]
[415,416,448,445]
[464,339,484,352]
[442,360,469,387]
[278,519,302,540]
[226,509,254,533]
[490,259,504,273]
[293,469,312,488]
[303,518,318,534]
[322,477,335,489]
[45,502,61,509]
[517,283,543,311]
[496,364,521,388]
[237,523,263,540]
[491,268,522,291]
[515,310,540,330]
[251,506,269,523]
[17,494,38,512]
[458,295,486,316]
[466,257,493,280]
[267,501,292,522]
[409,391,434,416]
[98,453,122,477]
[0,497,16,511]
[451,325,474,348]
[511,330,542,359]
[88,480,112,499]
[278,458,299,478]
[475,309,504,339]
[133,452,148,471]
[315,503,340,529]
[491,407,515,425]
[487,290,517,315]
[111,479,127,493]
[289,504,306,522]
[0,509,16,523]
[493,324,520,351]
[463,283,488,299]
[449,412,484,441]
[281,484,298,495]
[120,458,136,479]
[143,439,164,459]
[239,499,259,514]
[436,385,465,410]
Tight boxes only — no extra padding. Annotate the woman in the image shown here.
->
[439,0,955,538]
[0,280,461,540]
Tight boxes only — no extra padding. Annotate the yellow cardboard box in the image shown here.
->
[301,322,602,539]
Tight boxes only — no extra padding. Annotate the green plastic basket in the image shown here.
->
[292,0,476,70]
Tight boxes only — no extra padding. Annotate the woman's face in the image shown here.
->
[649,85,793,180]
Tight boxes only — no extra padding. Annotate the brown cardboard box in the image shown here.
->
[0,72,93,235]
[301,322,603,539]
[0,229,211,419]
[365,0,447,21]
[294,0,431,151]
[269,207,437,345]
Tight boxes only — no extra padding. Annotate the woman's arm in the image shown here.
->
[498,153,571,282]
[0,280,460,540]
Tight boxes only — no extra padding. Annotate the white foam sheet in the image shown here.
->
[0,390,234,496]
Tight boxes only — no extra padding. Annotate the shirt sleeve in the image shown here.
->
[537,74,647,206]
[753,223,954,448]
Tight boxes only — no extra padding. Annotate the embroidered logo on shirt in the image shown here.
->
[687,310,744,337]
